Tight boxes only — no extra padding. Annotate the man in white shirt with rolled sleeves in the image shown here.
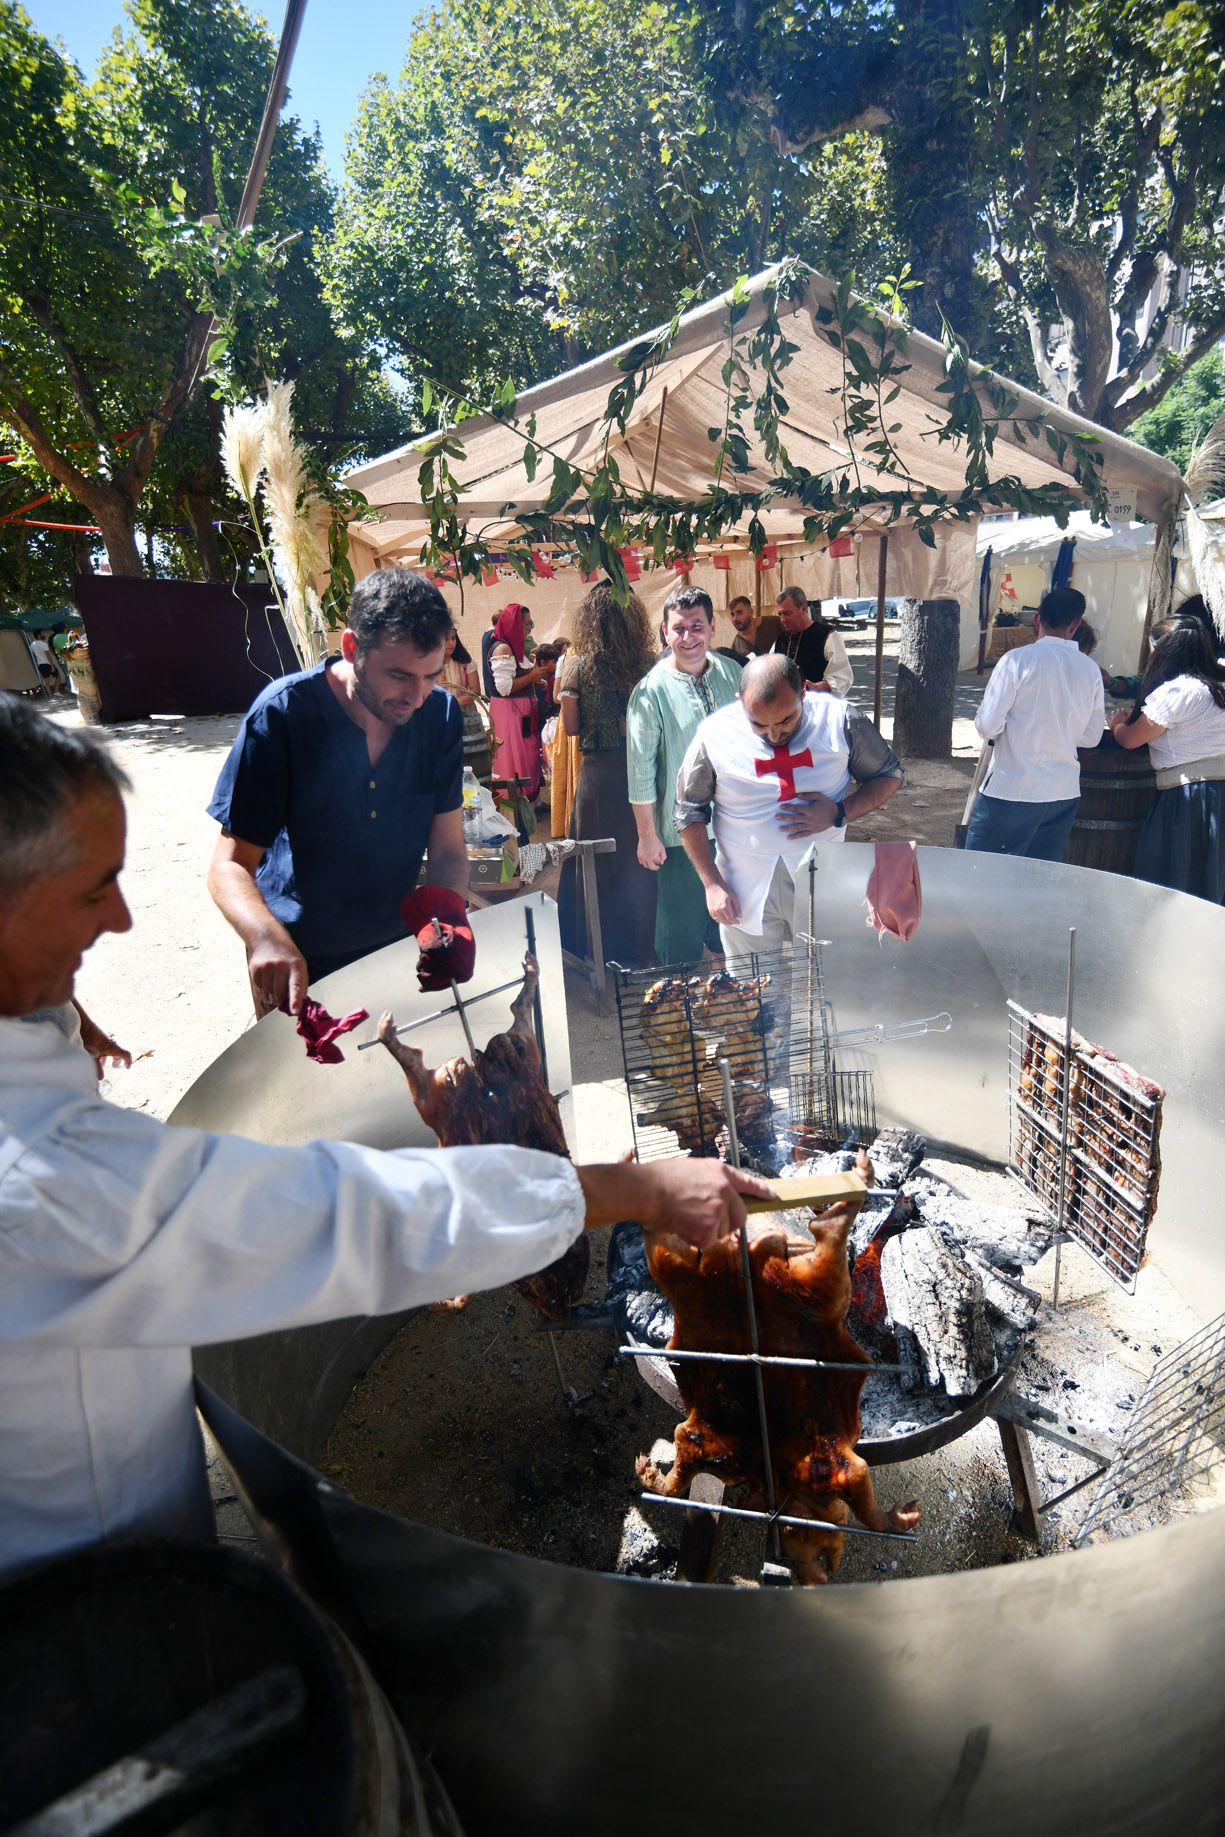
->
[0,696,769,1582]
[966,587,1106,861]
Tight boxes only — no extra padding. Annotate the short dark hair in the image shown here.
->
[728,595,754,612]
[777,585,807,611]
[662,585,714,625]
[348,569,452,657]
[0,694,130,898]
[1038,586,1086,631]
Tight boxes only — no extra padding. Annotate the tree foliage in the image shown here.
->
[1129,349,1225,474]
[327,0,908,406]
[0,0,406,594]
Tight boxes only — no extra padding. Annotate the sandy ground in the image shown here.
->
[57,626,983,1124]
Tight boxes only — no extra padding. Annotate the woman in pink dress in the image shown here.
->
[488,603,551,799]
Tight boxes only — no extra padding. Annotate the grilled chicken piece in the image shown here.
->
[378,953,589,1317]
[637,1201,919,1583]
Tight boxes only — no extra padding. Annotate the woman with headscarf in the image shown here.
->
[488,603,551,799]
[557,582,659,966]
[1107,610,1225,901]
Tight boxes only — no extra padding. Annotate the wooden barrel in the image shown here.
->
[0,1541,460,1834]
[1065,736,1157,874]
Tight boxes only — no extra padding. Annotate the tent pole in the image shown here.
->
[873,533,889,728]
[647,387,669,495]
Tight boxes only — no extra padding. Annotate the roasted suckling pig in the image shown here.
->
[637,1202,920,1583]
[378,954,589,1316]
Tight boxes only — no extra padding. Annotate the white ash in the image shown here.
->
[864,1128,926,1189]
[882,1227,1000,1398]
[903,1173,1054,1273]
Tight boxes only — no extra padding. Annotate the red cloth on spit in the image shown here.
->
[866,841,922,941]
[400,884,476,991]
[293,997,369,1064]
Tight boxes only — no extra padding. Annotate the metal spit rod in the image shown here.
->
[618,1347,907,1374]
[639,1492,919,1545]
[719,1056,783,1566]
[524,904,549,1091]
[355,976,523,1049]
[1052,927,1077,1312]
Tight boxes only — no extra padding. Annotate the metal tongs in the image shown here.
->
[827,1011,953,1049]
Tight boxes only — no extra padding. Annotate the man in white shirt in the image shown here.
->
[0,696,767,1581]
[967,587,1105,861]
[674,655,903,1066]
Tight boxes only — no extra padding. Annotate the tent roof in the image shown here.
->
[346,265,1184,564]
[976,511,1158,564]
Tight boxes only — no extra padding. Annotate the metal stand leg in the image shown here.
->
[996,1416,1043,1544]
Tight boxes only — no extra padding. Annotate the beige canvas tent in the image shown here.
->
[344,266,1184,663]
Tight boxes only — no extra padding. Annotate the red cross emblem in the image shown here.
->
[755,743,814,801]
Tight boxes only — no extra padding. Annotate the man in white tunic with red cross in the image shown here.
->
[674,655,903,1068]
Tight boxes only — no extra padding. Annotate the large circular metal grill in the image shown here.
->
[177,856,1225,1837]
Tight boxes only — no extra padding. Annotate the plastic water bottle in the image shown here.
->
[461,766,482,846]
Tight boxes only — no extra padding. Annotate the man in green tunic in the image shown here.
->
[626,586,741,964]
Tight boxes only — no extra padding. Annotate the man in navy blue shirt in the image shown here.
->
[207,570,469,1017]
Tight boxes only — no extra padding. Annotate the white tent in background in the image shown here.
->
[974,514,1160,678]
[343,266,1183,666]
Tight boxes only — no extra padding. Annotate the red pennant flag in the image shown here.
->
[828,535,853,558]
[532,550,555,579]
[672,555,695,575]
[712,553,731,572]
[620,547,641,581]
[482,567,498,586]
[755,542,778,573]
[580,569,598,583]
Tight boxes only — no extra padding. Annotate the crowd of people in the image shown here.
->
[4,558,1223,1586]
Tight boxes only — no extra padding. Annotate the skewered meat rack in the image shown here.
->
[612,861,950,1169]
[1005,930,1164,1295]
[627,1059,920,1580]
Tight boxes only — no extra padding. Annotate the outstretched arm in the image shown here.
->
[208,831,308,1018]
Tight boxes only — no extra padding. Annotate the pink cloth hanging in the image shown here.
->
[866,841,922,941]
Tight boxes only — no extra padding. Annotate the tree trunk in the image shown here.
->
[89,491,144,577]
[893,598,960,759]
[182,489,225,581]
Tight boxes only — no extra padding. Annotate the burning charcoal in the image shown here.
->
[864,1127,926,1189]
[605,1222,673,1349]
[880,1227,998,1399]
[906,1176,1054,1271]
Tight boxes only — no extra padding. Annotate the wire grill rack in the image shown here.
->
[612,945,877,1168]
[1007,1003,1163,1292]
[1076,1311,1225,1544]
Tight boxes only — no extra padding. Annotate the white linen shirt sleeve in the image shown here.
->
[490,646,518,695]
[974,652,1018,741]
[1079,669,1107,748]
[0,1095,585,1348]
[823,630,853,698]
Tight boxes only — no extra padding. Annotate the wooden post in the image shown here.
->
[647,387,669,496]
[873,533,888,728]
